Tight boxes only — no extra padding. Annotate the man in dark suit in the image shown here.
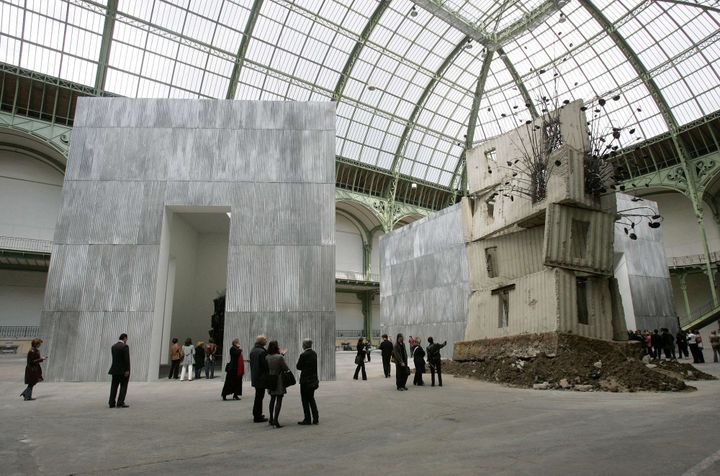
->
[249,335,269,423]
[296,338,319,425]
[379,334,393,378]
[108,333,130,408]
[426,336,447,387]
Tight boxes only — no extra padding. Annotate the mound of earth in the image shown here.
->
[443,334,715,392]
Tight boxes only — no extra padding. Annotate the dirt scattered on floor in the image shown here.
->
[443,334,716,392]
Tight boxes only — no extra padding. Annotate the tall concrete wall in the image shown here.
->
[41,99,336,382]
[613,193,676,332]
[379,203,469,355]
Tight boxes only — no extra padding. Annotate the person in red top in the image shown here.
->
[221,338,245,400]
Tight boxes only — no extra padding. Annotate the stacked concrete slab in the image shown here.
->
[41,98,336,381]
[379,204,470,354]
[613,193,676,332]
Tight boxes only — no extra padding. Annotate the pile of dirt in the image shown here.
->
[443,334,715,392]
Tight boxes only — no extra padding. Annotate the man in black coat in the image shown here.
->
[379,334,393,378]
[426,337,447,387]
[108,333,130,408]
[249,335,269,423]
[392,333,409,391]
[296,338,319,425]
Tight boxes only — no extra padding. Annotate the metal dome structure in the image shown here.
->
[0,0,719,209]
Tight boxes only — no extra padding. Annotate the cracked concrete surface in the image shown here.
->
[2,353,720,476]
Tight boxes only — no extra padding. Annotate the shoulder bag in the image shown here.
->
[281,369,296,388]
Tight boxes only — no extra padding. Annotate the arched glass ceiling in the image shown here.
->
[1,0,718,189]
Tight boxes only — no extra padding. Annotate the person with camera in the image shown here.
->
[426,337,447,387]
[353,337,368,380]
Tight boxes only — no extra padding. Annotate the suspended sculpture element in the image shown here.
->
[615,198,663,240]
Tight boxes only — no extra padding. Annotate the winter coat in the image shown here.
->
[266,353,290,396]
[194,345,205,366]
[24,347,44,385]
[227,345,245,377]
[181,344,194,365]
[413,345,426,373]
[249,343,268,388]
[170,343,182,361]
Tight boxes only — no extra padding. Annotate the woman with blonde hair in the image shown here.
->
[222,338,244,400]
[21,338,46,401]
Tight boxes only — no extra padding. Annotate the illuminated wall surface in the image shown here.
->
[40,98,336,381]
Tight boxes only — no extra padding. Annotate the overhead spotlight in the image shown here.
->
[559,12,566,23]
[410,183,418,189]
[410,5,417,17]
[367,85,377,91]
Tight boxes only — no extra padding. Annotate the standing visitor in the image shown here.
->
[20,338,46,401]
[353,337,367,380]
[408,335,416,354]
[108,333,130,408]
[194,341,205,380]
[661,329,675,360]
[366,339,372,362]
[249,335,269,423]
[266,340,290,428]
[204,338,216,379]
[296,338,319,425]
[168,338,181,379]
[222,338,244,400]
[179,338,194,381]
[393,333,409,391]
[688,330,700,363]
[426,337,447,387]
[412,337,425,386]
[676,330,689,359]
[379,334,393,378]
[710,331,720,363]
[651,329,662,359]
[694,331,705,363]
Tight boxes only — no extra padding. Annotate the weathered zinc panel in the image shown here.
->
[543,203,614,275]
[380,204,469,354]
[41,99,336,382]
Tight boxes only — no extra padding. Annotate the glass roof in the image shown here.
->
[1,0,719,188]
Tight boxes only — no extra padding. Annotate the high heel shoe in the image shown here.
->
[233,395,240,400]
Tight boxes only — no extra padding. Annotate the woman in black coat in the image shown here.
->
[393,333,409,391]
[412,337,425,386]
[194,341,205,380]
[353,338,367,380]
[21,338,46,401]
[221,339,244,400]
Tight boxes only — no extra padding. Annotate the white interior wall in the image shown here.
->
[336,213,364,278]
[0,151,63,241]
[336,292,363,331]
[647,192,720,258]
[0,269,47,327]
[167,214,198,346]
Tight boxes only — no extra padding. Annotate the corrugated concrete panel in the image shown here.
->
[43,99,336,381]
[468,226,545,287]
[465,269,559,340]
[543,203,614,275]
[380,203,469,355]
[556,269,613,340]
[613,193,676,333]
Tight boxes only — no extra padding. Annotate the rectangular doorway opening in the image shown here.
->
[158,207,230,379]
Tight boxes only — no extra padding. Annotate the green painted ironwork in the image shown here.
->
[93,0,118,93]
[225,0,265,100]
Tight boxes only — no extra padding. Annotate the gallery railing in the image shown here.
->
[0,235,52,254]
[0,326,40,339]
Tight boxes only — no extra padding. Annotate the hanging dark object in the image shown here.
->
[629,233,637,240]
[649,222,661,229]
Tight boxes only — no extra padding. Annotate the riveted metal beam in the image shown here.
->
[225,0,265,100]
[500,52,539,119]
[658,0,720,14]
[413,0,569,47]
[580,0,718,305]
[450,50,495,196]
[389,36,471,178]
[332,0,390,102]
[94,0,118,93]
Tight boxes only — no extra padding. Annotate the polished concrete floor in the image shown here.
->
[2,352,720,476]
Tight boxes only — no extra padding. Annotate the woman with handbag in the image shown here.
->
[221,339,244,400]
[266,340,291,428]
[353,338,367,380]
[20,338,46,401]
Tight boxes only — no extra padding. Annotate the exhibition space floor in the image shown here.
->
[2,352,720,476]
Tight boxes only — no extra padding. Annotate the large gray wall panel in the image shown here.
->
[42,99,336,381]
[380,204,469,356]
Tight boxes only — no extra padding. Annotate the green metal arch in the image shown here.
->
[226,0,265,100]
[331,0,391,102]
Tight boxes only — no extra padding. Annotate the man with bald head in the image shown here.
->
[249,335,269,422]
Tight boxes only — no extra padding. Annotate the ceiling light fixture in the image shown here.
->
[367,85,377,91]
[410,5,417,17]
[559,12,566,23]
[410,183,418,189]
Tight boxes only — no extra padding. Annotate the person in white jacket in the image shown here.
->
[180,338,195,381]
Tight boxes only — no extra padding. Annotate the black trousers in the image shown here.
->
[430,360,443,386]
[253,386,265,420]
[395,364,409,389]
[300,383,319,423]
[109,374,129,406]
[353,362,367,380]
[381,355,391,377]
[168,359,180,379]
[678,343,689,358]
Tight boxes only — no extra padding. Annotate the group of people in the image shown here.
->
[167,337,217,381]
[628,328,720,364]
[353,333,447,391]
